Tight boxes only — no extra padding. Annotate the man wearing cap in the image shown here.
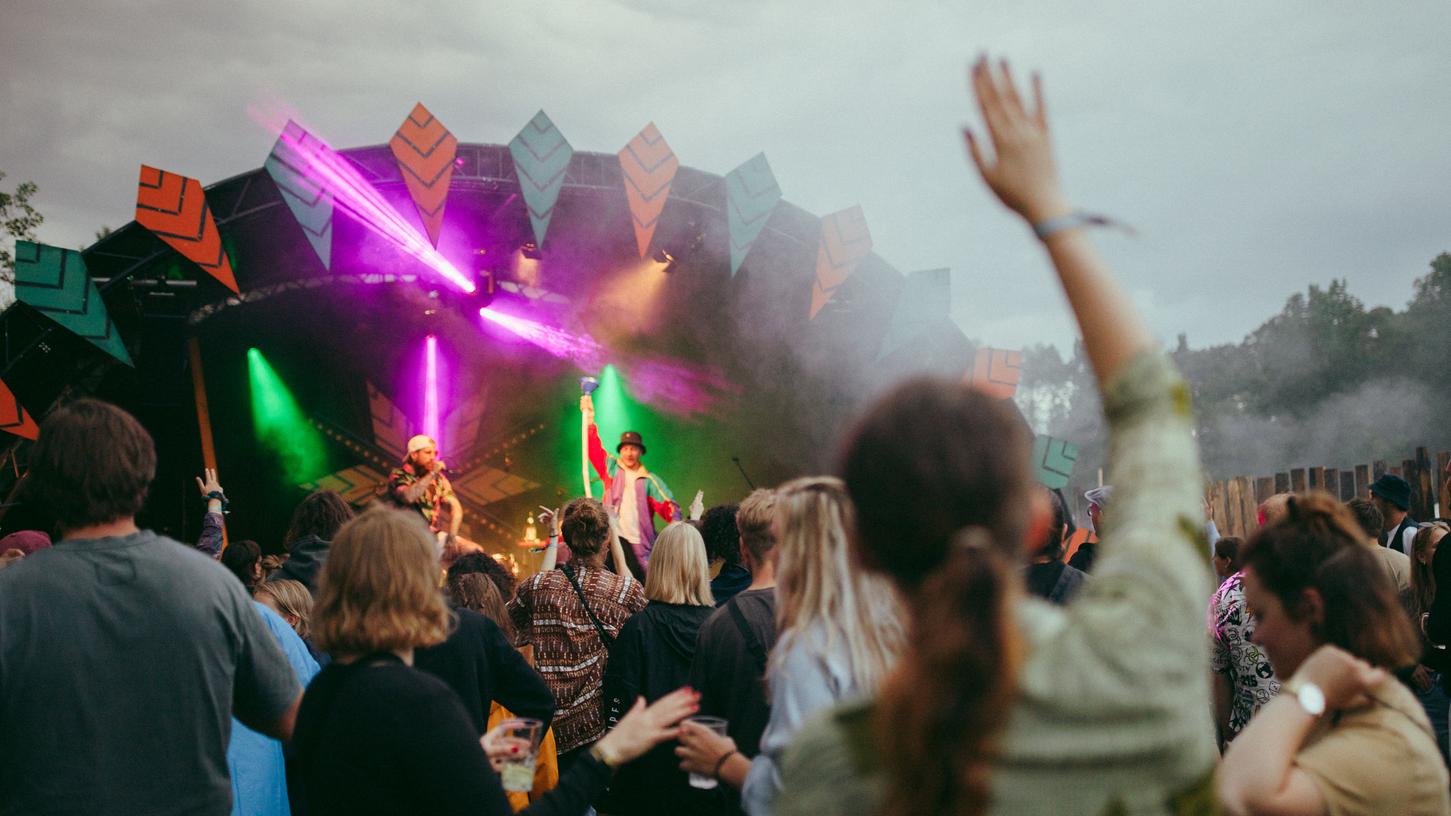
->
[580,395,679,578]
[1370,473,1418,554]
[387,434,463,543]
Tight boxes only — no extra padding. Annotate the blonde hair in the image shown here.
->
[644,522,714,606]
[312,506,454,655]
[254,578,314,639]
[736,488,778,563]
[772,476,903,692]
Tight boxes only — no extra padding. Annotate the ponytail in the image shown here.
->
[877,528,1021,816]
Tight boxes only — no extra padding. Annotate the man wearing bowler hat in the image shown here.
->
[1369,473,1418,555]
[580,395,679,579]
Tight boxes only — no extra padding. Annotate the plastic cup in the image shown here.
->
[686,716,729,789]
[496,718,544,793]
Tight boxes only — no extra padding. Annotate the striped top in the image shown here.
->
[508,566,646,753]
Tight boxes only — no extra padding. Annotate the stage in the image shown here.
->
[0,124,977,553]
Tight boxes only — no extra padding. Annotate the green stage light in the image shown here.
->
[247,348,328,483]
[594,364,632,434]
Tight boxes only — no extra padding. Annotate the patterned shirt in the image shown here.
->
[507,565,646,753]
[1209,570,1280,740]
[386,464,455,530]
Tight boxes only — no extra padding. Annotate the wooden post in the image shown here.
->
[1439,451,1451,518]
[1355,465,1370,497]
[1256,477,1275,503]
[1308,467,1325,492]
[1238,476,1257,538]
[1340,470,1356,501]
[1290,468,1307,493]
[1275,472,1291,495]
[1414,449,1434,520]
[1323,469,1340,502]
[187,337,225,550]
[1209,480,1228,536]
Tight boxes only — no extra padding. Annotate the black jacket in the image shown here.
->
[415,608,556,734]
[601,601,714,813]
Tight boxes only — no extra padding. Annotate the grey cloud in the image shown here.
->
[3,0,1450,355]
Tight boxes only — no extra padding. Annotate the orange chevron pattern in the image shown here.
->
[809,206,872,318]
[134,165,239,294]
[452,465,538,506]
[389,103,457,247]
[0,378,38,440]
[299,465,387,505]
[618,123,679,257]
[966,347,1022,400]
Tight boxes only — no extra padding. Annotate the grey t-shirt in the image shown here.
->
[0,530,302,816]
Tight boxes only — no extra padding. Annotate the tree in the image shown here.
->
[0,172,44,283]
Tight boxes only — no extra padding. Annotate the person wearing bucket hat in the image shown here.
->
[1370,473,1418,555]
[580,395,680,579]
[387,434,464,545]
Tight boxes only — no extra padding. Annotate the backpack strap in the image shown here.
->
[727,599,769,674]
[562,564,615,648]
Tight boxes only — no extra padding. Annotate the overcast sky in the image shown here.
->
[4,0,1449,353]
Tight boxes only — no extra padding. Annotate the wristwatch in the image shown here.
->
[1284,678,1326,717]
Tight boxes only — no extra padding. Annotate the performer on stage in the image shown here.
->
[387,434,463,547]
[580,395,679,579]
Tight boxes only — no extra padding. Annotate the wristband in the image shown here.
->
[590,742,621,769]
[712,750,738,780]
[204,491,230,515]
[1031,210,1130,242]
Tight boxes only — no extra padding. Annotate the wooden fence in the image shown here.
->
[1208,447,1450,539]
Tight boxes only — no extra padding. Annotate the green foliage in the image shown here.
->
[0,171,45,281]
[1032,252,1451,481]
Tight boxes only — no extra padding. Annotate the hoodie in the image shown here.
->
[600,601,714,813]
[269,534,330,594]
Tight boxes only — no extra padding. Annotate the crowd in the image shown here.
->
[2,55,1451,816]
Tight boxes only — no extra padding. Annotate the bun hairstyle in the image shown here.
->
[1242,491,1419,670]
[840,378,1033,816]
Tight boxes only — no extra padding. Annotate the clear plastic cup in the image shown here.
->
[686,716,729,789]
[496,718,544,793]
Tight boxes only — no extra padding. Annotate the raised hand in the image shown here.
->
[1292,644,1387,711]
[195,468,223,498]
[964,56,1069,226]
[579,394,595,424]
[595,687,700,765]
[689,490,705,522]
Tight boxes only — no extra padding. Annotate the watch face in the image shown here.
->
[1298,682,1326,716]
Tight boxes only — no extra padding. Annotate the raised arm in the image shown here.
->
[581,395,610,483]
[194,467,226,558]
[539,507,561,572]
[607,512,631,576]
[966,57,1155,387]
[965,57,1214,777]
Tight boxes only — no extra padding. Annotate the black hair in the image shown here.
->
[700,504,742,565]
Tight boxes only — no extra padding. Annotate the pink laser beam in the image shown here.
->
[478,307,603,370]
[276,121,474,293]
[424,335,440,446]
